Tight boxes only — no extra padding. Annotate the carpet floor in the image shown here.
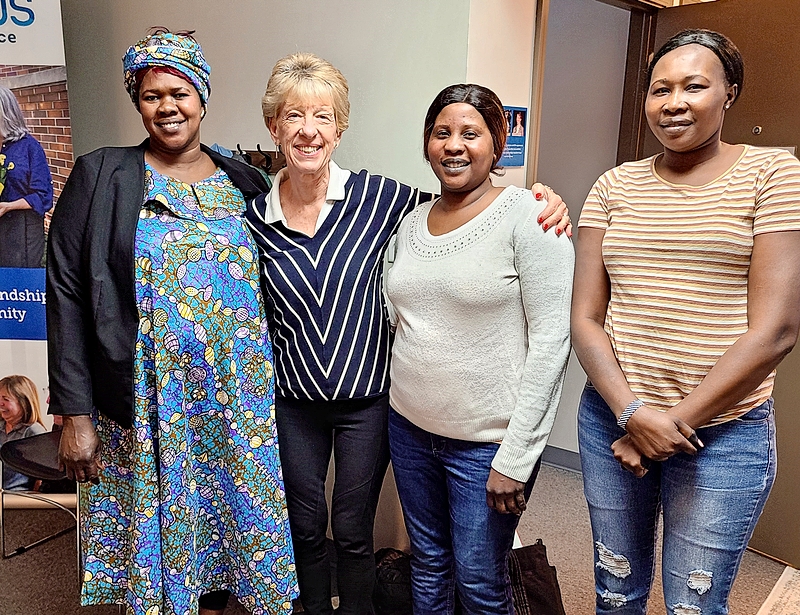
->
[0,463,786,614]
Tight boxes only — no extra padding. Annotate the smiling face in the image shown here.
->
[268,92,341,179]
[426,103,496,196]
[0,385,24,429]
[645,43,737,154]
[138,69,204,155]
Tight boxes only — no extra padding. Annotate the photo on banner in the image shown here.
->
[1,0,72,436]
[501,105,527,168]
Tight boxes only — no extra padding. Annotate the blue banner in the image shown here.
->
[0,267,46,341]
[501,106,527,168]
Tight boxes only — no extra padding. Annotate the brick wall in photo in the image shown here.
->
[15,81,73,201]
[0,65,60,79]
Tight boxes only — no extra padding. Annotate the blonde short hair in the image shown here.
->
[262,52,350,133]
[0,375,43,427]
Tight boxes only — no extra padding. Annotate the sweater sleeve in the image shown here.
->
[22,136,54,216]
[491,206,574,482]
[46,154,95,417]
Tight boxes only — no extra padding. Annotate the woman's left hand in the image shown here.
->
[611,435,651,478]
[531,183,571,238]
[486,468,527,515]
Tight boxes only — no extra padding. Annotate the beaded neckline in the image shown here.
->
[407,186,521,260]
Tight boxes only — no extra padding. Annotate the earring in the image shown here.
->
[276,143,282,154]
[724,103,731,110]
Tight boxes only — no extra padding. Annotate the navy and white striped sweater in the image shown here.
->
[246,168,432,401]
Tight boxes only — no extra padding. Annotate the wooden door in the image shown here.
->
[645,0,800,567]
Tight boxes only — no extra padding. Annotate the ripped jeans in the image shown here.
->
[578,385,776,615]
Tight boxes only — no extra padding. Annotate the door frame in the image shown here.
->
[527,0,658,185]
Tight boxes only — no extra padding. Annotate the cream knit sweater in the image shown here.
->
[387,186,574,482]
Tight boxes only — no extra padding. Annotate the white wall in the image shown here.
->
[60,0,471,194]
[466,0,536,188]
[536,0,630,453]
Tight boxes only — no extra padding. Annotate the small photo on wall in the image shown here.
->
[501,106,527,168]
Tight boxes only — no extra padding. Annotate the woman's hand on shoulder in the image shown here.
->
[531,183,572,238]
[624,405,702,461]
[486,468,527,515]
[58,415,103,484]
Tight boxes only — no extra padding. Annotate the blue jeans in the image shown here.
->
[389,409,539,615]
[578,385,776,615]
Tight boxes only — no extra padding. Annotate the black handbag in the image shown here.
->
[508,539,567,615]
[373,539,566,615]
[373,547,413,615]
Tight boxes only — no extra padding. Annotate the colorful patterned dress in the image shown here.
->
[79,164,298,615]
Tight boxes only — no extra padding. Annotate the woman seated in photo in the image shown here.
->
[0,375,46,491]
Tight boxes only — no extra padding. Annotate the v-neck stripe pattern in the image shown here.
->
[246,168,431,400]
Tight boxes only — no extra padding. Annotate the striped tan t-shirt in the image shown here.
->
[579,146,800,425]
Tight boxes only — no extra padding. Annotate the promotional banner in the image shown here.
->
[1,0,73,434]
[0,267,46,340]
[0,0,66,65]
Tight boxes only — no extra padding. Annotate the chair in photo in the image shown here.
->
[0,429,77,558]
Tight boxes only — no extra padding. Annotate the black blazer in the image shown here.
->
[46,141,270,427]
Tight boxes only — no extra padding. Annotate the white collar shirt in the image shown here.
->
[262,160,351,234]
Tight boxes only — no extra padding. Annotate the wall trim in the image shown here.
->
[526,0,550,186]
[616,8,658,164]
[542,445,582,473]
[595,0,658,11]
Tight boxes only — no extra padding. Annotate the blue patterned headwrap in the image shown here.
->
[122,31,211,105]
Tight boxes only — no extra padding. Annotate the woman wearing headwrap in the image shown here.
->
[46,28,297,615]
